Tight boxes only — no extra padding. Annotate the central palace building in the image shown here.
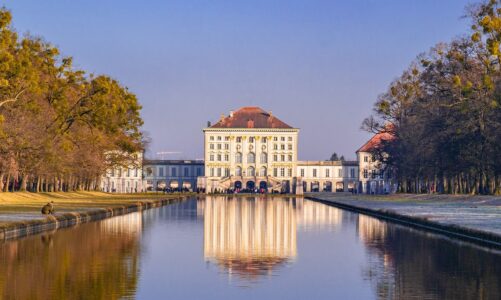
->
[199,106,359,194]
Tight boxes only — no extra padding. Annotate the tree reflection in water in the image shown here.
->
[357,214,501,300]
[0,212,142,300]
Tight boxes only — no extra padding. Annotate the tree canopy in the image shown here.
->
[364,0,501,195]
[0,8,144,192]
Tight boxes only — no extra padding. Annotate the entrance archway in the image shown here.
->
[259,181,267,190]
[182,181,192,191]
[234,181,242,190]
[246,181,255,190]
[311,181,320,192]
[323,181,332,192]
[336,182,344,192]
[170,180,179,190]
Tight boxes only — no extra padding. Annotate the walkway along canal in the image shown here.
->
[0,196,499,299]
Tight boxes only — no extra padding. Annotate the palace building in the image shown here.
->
[201,107,299,193]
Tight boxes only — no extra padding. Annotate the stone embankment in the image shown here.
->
[0,197,182,240]
[306,193,501,249]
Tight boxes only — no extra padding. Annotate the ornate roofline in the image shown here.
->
[203,128,299,132]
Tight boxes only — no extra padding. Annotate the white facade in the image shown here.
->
[101,153,144,193]
[297,161,359,192]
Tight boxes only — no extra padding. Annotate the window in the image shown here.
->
[288,137,292,141]
[210,136,214,141]
[225,144,229,150]
[364,156,368,162]
[217,136,221,141]
[273,137,278,141]
[118,169,122,177]
[197,167,202,176]
[236,166,242,176]
[224,154,229,161]
[135,168,138,177]
[159,167,164,177]
[281,137,285,141]
[280,168,285,177]
[288,155,292,161]
[210,154,214,161]
[281,144,285,150]
[225,168,230,177]
[210,144,214,150]
[273,168,278,177]
[326,169,330,177]
[313,169,317,177]
[249,137,255,143]
[372,156,376,162]
[217,144,222,150]
[235,152,242,163]
[338,169,343,177]
[217,154,221,161]
[273,154,278,161]
[300,169,305,177]
[363,169,368,178]
[217,168,221,177]
[288,144,292,150]
[247,152,255,163]
[371,169,377,179]
[225,136,230,141]
[350,168,355,178]
[273,144,278,150]
[111,169,115,177]
[210,168,214,177]
[236,137,242,143]
[184,167,189,176]
[260,166,267,176]
[262,137,267,143]
[127,168,130,177]
[288,168,292,177]
[172,168,177,177]
[281,154,285,161]
[260,152,267,163]
[247,166,255,176]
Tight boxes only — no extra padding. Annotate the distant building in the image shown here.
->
[101,152,144,193]
[201,107,300,193]
[143,159,204,191]
[357,128,395,194]
[297,160,359,193]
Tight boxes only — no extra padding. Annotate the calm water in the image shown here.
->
[1,196,500,300]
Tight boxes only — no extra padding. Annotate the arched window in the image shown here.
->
[235,152,242,163]
[235,166,242,176]
[260,166,267,176]
[247,166,255,176]
[247,152,255,163]
[260,152,267,163]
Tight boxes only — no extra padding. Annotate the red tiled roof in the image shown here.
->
[357,128,395,153]
[209,107,292,129]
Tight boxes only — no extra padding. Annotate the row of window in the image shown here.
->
[208,152,294,163]
[209,136,294,143]
[209,166,292,177]
[363,169,384,179]
[299,168,356,178]
[145,166,203,177]
[363,155,377,163]
[110,168,139,178]
[208,143,293,150]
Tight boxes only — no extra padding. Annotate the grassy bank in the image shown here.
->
[0,191,192,228]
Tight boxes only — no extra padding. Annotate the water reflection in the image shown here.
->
[202,196,342,280]
[357,214,501,299]
[0,213,142,300]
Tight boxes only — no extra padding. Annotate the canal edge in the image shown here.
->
[0,197,185,241]
[305,196,501,250]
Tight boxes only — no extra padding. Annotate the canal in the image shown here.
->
[0,196,500,299]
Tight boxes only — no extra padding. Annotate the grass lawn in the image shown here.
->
[0,191,190,228]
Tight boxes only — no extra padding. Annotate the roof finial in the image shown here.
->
[220,113,225,121]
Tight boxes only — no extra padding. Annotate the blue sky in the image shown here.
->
[2,0,473,160]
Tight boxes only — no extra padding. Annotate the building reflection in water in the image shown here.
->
[202,196,342,281]
[357,214,501,300]
[0,212,143,300]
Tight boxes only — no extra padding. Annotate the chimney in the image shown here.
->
[220,113,225,121]
[207,121,211,127]
[269,111,273,118]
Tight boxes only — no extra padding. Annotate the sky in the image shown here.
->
[2,0,473,160]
